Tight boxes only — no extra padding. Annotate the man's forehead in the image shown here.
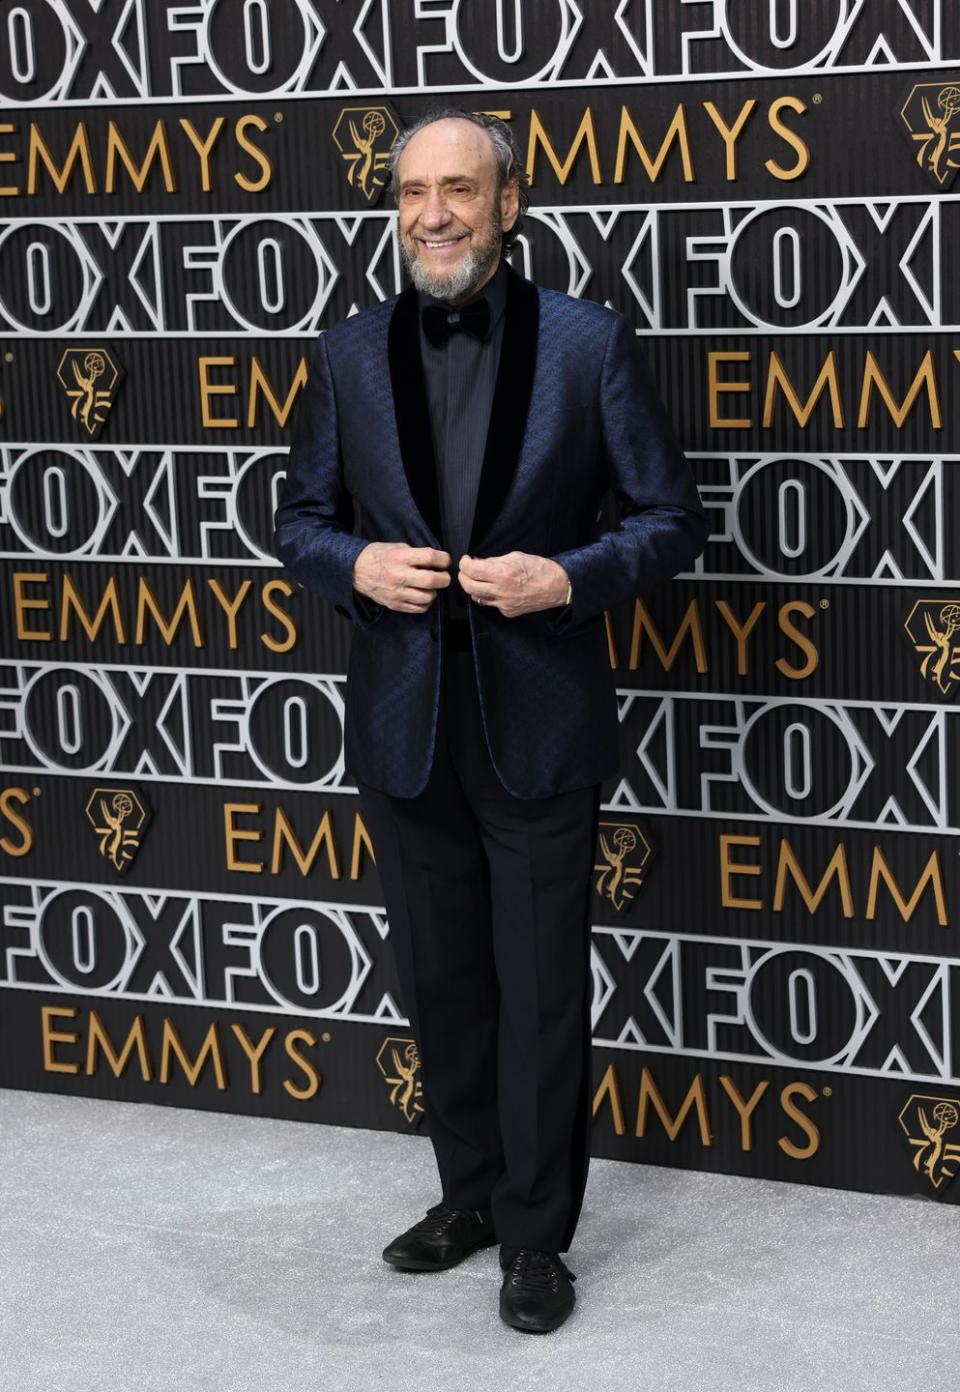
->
[398,120,497,177]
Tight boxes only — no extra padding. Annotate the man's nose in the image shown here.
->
[419,189,453,228]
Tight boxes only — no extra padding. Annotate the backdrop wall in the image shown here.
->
[1,0,959,1204]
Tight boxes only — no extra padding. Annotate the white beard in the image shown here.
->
[401,213,502,304]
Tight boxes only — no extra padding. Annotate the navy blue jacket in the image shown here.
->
[273,260,708,799]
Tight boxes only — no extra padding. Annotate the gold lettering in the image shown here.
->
[765,96,809,181]
[207,578,252,650]
[628,597,707,672]
[230,1023,276,1094]
[592,1061,626,1135]
[28,123,96,194]
[41,1004,79,1074]
[702,99,757,180]
[104,120,175,193]
[778,1081,820,1159]
[179,116,225,192]
[350,811,376,880]
[271,807,342,878]
[86,1010,152,1080]
[13,571,51,641]
[773,839,854,918]
[198,356,240,429]
[526,108,602,185]
[135,577,203,647]
[283,1028,321,1100]
[708,351,752,428]
[858,349,941,429]
[261,579,298,654]
[0,788,34,856]
[60,574,127,644]
[866,847,948,926]
[0,122,20,195]
[234,114,273,193]
[247,356,309,429]
[224,802,264,873]
[715,599,765,675]
[719,834,762,911]
[160,1018,227,1089]
[763,350,844,429]
[636,1068,712,1145]
[615,104,695,183]
[719,1075,769,1151]
[776,600,819,680]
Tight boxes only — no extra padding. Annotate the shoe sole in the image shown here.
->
[382,1233,498,1271]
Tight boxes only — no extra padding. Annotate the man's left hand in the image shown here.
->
[459,552,569,618]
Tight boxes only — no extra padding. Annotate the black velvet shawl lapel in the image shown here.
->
[387,282,444,544]
[468,259,539,553]
[386,258,540,553]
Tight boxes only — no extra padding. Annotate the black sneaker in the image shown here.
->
[382,1202,496,1271]
[499,1246,577,1332]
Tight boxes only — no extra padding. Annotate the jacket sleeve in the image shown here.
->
[273,332,385,630]
[545,312,708,635]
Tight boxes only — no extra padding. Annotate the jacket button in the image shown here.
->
[429,622,438,640]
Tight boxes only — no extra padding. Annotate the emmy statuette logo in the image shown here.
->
[593,820,654,914]
[84,787,151,873]
[56,347,123,438]
[903,599,960,696]
[331,105,400,203]
[376,1036,424,1125]
[899,81,960,187]
[898,1094,960,1191]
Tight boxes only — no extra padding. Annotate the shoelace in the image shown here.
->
[409,1203,480,1239]
[506,1248,576,1292]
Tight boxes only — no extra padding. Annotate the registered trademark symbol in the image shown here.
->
[32,787,40,796]
[819,598,830,609]
[3,352,12,363]
[321,1031,331,1042]
[812,93,823,104]
[274,112,283,122]
[822,1086,832,1096]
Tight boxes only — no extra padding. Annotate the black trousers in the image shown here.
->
[355,633,601,1252]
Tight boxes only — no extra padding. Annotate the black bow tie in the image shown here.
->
[421,297,491,348]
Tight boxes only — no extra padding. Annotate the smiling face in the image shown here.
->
[395,117,519,304]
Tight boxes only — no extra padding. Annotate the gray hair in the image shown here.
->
[387,107,530,253]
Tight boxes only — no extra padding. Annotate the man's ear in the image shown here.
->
[500,177,520,232]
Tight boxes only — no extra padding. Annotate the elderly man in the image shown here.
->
[274,107,708,1333]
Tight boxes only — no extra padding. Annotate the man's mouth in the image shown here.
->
[416,233,468,250]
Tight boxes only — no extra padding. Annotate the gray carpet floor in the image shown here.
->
[0,1086,955,1392]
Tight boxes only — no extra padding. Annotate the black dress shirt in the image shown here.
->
[417,256,508,621]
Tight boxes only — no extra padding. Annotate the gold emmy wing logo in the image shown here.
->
[594,820,653,913]
[84,787,150,873]
[376,1036,424,1125]
[898,1094,960,1191]
[900,81,960,186]
[331,105,399,202]
[903,599,960,696]
[56,347,121,438]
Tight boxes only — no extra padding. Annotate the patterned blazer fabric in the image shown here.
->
[273,262,709,799]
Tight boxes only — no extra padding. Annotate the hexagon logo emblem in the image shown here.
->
[899,81,960,187]
[593,818,656,914]
[375,1035,424,1125]
[903,598,960,696]
[84,786,151,873]
[56,346,123,438]
[898,1093,960,1191]
[331,104,401,203]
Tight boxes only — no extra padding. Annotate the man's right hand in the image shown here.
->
[352,542,452,613]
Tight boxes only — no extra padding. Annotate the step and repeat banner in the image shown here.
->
[1,0,960,1204]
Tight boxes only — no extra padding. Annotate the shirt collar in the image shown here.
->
[417,256,508,340]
